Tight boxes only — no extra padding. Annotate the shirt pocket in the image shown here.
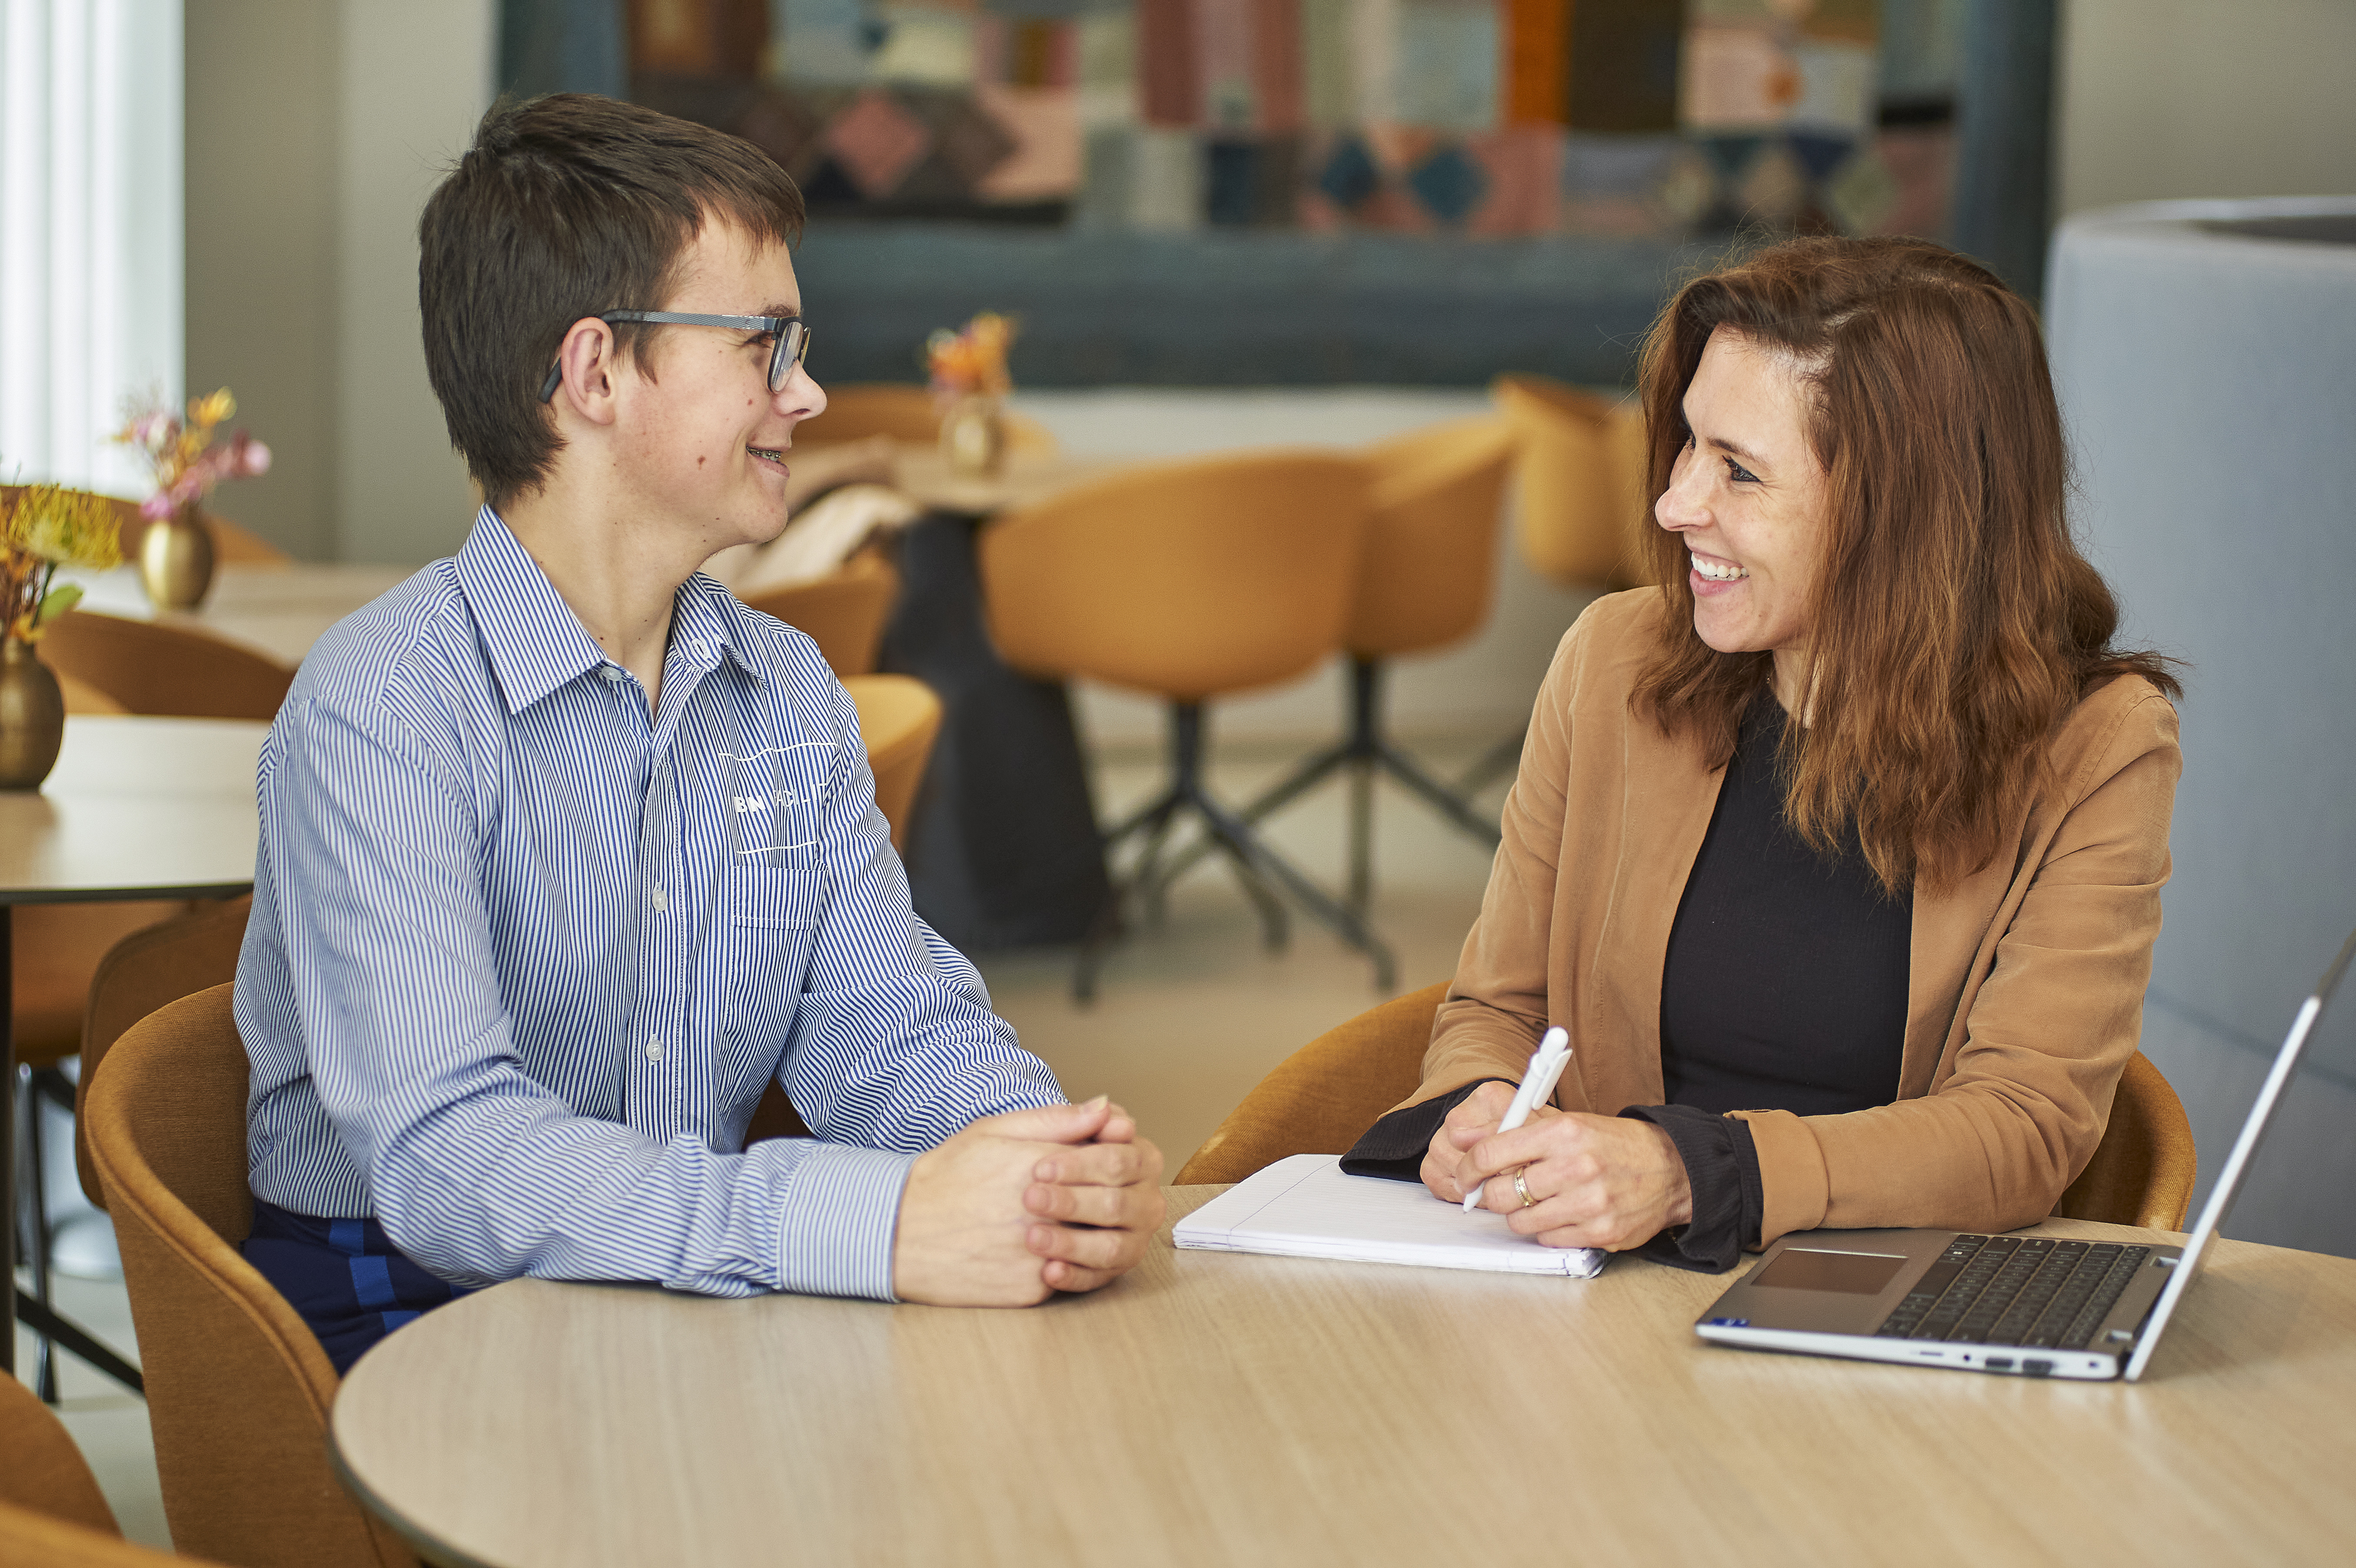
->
[719,863,827,1110]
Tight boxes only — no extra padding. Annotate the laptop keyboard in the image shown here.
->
[1871,1235,2150,1349]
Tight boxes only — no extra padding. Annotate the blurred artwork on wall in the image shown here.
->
[623,0,1951,244]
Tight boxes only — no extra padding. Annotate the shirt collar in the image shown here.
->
[454,508,768,715]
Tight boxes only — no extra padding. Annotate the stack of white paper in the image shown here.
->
[1174,1154,1607,1278]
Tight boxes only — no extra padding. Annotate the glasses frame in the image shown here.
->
[537,311,812,402]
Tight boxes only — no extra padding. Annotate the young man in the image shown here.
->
[237,94,1163,1372]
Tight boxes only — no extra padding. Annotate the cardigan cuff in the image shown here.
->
[1341,1080,1512,1182]
[1728,1108,1830,1245]
[1618,1106,1762,1273]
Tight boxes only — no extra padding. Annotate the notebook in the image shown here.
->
[1174,1154,1608,1278]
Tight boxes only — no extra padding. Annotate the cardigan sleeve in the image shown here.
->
[1731,688,2182,1246]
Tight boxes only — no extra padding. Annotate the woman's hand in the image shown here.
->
[1419,1082,1559,1202]
[1451,1112,1695,1252]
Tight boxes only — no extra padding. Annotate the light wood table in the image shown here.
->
[1,715,268,1377]
[61,561,416,668]
[331,1188,2356,1567]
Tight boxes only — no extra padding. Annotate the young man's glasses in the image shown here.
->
[537,312,812,402]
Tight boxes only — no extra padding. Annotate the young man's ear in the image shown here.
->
[548,318,623,426]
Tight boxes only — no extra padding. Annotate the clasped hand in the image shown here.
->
[893,1096,1166,1306]
[1419,1081,1693,1251]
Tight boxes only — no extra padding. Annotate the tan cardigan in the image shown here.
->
[1409,590,2181,1248]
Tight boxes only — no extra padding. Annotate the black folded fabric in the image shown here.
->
[1339,1080,1509,1181]
[1617,1105,1763,1273]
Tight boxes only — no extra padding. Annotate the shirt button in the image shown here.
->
[645,1039,664,1063]
[600,666,623,683]
[651,884,666,912]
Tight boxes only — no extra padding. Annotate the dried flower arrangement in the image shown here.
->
[925,312,1018,403]
[113,387,271,519]
[2,484,122,644]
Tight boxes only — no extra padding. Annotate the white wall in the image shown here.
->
[333,0,496,563]
[185,0,493,564]
[2057,0,2356,216]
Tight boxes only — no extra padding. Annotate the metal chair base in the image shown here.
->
[1077,703,1397,1003]
[1149,659,1503,917]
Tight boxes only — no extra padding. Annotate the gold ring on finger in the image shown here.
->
[1512,1168,1536,1209]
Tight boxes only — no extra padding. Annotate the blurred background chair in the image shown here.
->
[1489,374,1652,595]
[86,983,418,1568]
[1150,419,1518,916]
[737,549,901,678]
[795,383,1057,455]
[1177,982,2199,1232]
[841,674,943,855]
[14,617,285,1395]
[980,449,1386,1000]
[1463,375,1654,794]
[38,612,293,723]
[0,1372,203,1564]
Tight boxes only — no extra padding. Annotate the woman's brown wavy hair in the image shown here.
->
[1630,235,2178,895]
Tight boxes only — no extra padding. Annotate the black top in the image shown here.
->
[1343,688,1912,1272]
[1659,690,1912,1116]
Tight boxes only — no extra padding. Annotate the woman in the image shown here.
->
[1343,236,2181,1270]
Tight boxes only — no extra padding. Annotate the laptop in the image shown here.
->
[1692,923,2356,1382]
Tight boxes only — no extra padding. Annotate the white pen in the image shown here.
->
[1461,1026,1575,1212]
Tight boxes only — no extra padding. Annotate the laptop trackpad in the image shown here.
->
[1752,1248,1909,1294]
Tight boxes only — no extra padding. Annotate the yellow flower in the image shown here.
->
[6,485,123,571]
[189,387,236,429]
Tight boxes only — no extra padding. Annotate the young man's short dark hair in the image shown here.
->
[419,93,806,508]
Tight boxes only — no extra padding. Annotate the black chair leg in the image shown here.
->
[1076,703,1392,999]
[18,1064,56,1402]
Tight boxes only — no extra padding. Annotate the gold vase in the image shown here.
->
[0,637,66,791]
[138,502,217,610]
[940,395,1007,477]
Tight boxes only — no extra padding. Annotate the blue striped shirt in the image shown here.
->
[238,508,1064,1302]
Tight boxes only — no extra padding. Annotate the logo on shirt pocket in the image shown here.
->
[721,743,834,861]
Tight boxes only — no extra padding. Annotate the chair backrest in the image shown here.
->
[1177,982,1448,1185]
[75,895,253,1209]
[1347,418,1518,659]
[1180,985,2200,1236]
[978,449,1371,703]
[2054,1051,2199,1230]
[0,1504,197,1567]
[0,1372,120,1536]
[1491,374,1653,592]
[40,610,294,721]
[739,549,901,678]
[797,382,1057,455]
[84,985,417,1568]
[842,674,944,852]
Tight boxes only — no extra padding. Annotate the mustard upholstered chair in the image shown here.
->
[978,449,1388,1000]
[0,1373,207,1564]
[0,1371,122,1536]
[739,549,901,678]
[2054,1053,2200,1230]
[842,674,945,854]
[1152,419,1519,914]
[84,985,418,1568]
[1177,984,2200,1234]
[1490,374,1652,594]
[796,382,1057,455]
[14,618,282,1396]
[13,667,181,1399]
[39,612,294,722]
